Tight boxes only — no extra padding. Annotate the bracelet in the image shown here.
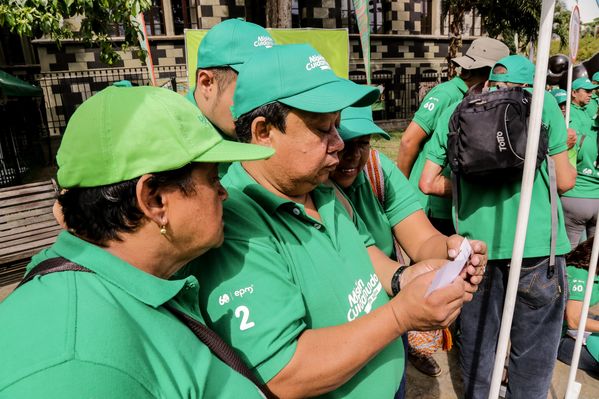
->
[391,265,408,296]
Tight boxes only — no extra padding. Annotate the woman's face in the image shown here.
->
[167,163,228,258]
[330,135,372,189]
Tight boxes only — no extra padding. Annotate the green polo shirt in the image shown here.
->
[184,162,404,398]
[409,76,467,219]
[427,90,571,260]
[562,121,599,198]
[185,89,232,177]
[343,152,422,258]
[587,94,598,120]
[570,103,595,138]
[0,231,263,399]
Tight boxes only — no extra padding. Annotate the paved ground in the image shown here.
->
[2,279,598,397]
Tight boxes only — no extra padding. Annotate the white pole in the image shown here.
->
[564,214,599,399]
[565,63,573,128]
[487,0,557,398]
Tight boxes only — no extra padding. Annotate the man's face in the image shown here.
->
[263,110,344,196]
[572,88,593,106]
[194,69,238,137]
[330,135,371,189]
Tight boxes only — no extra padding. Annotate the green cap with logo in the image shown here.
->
[197,18,274,71]
[489,55,535,85]
[338,106,390,141]
[232,44,380,119]
[572,77,599,91]
[550,88,567,105]
[592,72,599,83]
[57,85,274,188]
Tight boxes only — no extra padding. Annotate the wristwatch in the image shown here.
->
[391,265,408,296]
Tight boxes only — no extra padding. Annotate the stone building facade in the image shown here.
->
[2,0,484,137]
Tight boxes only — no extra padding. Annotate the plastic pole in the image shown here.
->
[487,1,557,398]
[564,215,599,399]
[565,63,573,129]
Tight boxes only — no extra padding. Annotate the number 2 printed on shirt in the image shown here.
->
[235,305,256,331]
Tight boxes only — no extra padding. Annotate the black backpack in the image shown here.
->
[447,87,548,183]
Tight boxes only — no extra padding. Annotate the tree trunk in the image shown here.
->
[446,11,464,78]
[266,0,292,28]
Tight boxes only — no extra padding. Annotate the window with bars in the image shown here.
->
[341,0,384,34]
[144,0,166,35]
[420,0,433,34]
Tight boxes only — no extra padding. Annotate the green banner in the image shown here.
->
[352,0,371,84]
[184,28,349,91]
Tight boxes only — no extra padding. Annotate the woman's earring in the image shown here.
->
[160,225,167,236]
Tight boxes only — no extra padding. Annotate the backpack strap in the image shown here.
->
[17,257,273,398]
[363,149,408,266]
[365,149,385,206]
[547,156,558,277]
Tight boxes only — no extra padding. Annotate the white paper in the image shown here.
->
[425,238,473,297]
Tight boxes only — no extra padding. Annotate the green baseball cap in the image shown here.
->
[592,72,599,83]
[572,77,599,91]
[489,55,535,85]
[232,44,380,119]
[550,88,567,105]
[338,106,390,141]
[197,19,274,71]
[57,85,274,188]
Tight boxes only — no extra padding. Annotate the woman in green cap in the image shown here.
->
[0,85,274,398]
[330,106,487,382]
[561,78,599,249]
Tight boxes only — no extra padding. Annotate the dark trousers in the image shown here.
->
[557,333,599,376]
[458,256,567,399]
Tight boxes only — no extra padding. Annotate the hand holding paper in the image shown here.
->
[426,238,473,297]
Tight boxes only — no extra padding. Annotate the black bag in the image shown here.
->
[447,87,548,183]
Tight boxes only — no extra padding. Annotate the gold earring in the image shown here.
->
[160,225,167,236]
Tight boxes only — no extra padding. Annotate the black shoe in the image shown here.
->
[408,352,442,377]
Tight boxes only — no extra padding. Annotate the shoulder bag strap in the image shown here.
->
[17,257,273,398]
[547,156,557,277]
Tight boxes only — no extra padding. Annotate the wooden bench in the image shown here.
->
[0,180,61,285]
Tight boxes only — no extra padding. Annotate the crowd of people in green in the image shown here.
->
[0,17,598,399]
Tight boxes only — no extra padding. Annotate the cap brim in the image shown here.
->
[340,119,390,141]
[574,83,599,90]
[278,79,380,113]
[453,56,495,70]
[194,140,274,163]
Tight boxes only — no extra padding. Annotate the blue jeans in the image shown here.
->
[458,256,567,399]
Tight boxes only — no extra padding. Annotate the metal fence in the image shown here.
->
[36,65,188,137]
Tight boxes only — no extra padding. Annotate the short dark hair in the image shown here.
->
[58,164,197,245]
[234,101,291,143]
[196,66,237,93]
[566,236,599,275]
[460,66,492,80]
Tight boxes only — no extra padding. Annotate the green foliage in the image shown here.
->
[550,35,599,62]
[0,0,152,65]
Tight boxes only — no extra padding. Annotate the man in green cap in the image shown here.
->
[397,37,509,236]
[549,88,577,161]
[0,85,274,397]
[186,18,274,138]
[569,77,598,140]
[420,54,576,398]
[183,44,485,398]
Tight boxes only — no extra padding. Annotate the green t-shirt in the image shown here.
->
[409,77,468,219]
[0,231,263,399]
[343,152,422,258]
[185,89,232,177]
[427,90,571,260]
[567,265,599,305]
[562,121,599,198]
[185,162,404,399]
[566,265,599,362]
